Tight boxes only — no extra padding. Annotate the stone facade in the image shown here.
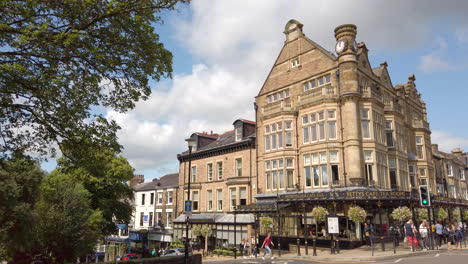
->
[255,20,435,194]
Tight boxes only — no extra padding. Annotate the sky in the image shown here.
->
[42,0,468,181]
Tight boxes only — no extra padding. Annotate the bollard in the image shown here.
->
[297,238,301,256]
[313,237,317,256]
[411,234,415,252]
[381,236,385,252]
[335,239,340,254]
[305,239,308,255]
[393,235,396,254]
[371,234,374,257]
[330,235,335,254]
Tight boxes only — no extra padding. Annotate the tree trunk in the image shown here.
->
[204,235,208,255]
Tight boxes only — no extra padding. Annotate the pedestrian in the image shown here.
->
[404,219,418,251]
[435,220,444,247]
[243,238,250,258]
[453,221,462,250]
[446,222,454,250]
[364,222,372,247]
[151,247,156,256]
[261,232,275,260]
[239,238,245,257]
[251,237,258,258]
[419,220,429,250]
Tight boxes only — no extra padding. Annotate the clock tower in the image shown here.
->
[334,24,365,186]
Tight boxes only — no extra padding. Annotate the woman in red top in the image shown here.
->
[261,232,275,260]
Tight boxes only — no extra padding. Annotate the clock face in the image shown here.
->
[335,40,346,54]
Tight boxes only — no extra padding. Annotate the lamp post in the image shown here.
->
[185,138,196,264]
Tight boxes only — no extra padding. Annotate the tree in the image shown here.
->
[57,143,134,235]
[33,170,104,263]
[0,153,44,262]
[0,0,189,157]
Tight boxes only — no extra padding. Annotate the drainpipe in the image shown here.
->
[295,111,301,190]
[336,69,348,187]
[254,102,259,197]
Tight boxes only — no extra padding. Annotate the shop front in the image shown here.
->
[237,187,468,251]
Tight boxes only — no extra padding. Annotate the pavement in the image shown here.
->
[203,241,468,263]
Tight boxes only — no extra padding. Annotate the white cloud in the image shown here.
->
[419,55,452,72]
[112,0,468,176]
[107,64,255,174]
[431,131,468,153]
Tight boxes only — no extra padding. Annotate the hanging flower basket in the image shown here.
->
[391,206,412,223]
[451,208,460,219]
[348,206,367,223]
[311,206,329,222]
[436,208,448,221]
[416,208,428,221]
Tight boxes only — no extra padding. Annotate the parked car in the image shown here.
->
[120,253,139,261]
[162,248,192,257]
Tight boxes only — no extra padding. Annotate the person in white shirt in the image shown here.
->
[419,220,429,250]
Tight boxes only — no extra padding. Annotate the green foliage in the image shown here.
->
[170,239,184,248]
[200,225,212,237]
[416,208,428,221]
[0,0,189,157]
[191,225,201,237]
[437,208,448,221]
[450,208,460,219]
[311,206,328,222]
[465,210,468,220]
[33,171,105,263]
[0,153,44,261]
[348,206,367,223]
[260,216,273,231]
[391,206,412,223]
[57,145,135,235]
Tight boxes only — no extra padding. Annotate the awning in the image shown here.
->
[173,213,224,224]
[104,236,130,243]
[236,201,289,213]
[148,233,172,242]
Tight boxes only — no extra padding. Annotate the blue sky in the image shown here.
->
[42,1,468,181]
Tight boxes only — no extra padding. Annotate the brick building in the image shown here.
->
[173,119,257,248]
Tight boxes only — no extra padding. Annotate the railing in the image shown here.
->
[360,86,383,102]
[412,119,430,130]
[384,102,402,114]
[262,98,292,115]
[298,84,337,105]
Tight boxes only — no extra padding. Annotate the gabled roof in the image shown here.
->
[135,173,178,191]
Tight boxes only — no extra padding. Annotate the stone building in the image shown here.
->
[173,119,257,249]
[234,20,468,249]
[432,145,468,201]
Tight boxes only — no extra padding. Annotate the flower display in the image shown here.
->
[348,206,367,223]
[436,208,448,221]
[391,206,412,222]
[311,206,329,222]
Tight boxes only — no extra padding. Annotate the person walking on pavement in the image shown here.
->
[261,232,275,260]
[243,238,250,258]
[435,220,444,247]
[404,219,418,251]
[446,222,454,250]
[419,220,429,250]
[364,222,372,247]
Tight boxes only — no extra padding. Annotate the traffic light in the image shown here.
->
[419,185,431,207]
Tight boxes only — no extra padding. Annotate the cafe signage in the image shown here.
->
[280,190,412,201]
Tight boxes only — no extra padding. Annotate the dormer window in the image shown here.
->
[291,57,300,67]
[235,123,242,141]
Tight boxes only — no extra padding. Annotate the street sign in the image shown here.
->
[327,216,339,235]
[184,200,192,216]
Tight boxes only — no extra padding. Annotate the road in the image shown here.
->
[204,250,468,264]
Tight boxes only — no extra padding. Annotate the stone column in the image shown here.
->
[335,24,364,186]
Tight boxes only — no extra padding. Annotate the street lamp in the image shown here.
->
[185,138,196,264]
